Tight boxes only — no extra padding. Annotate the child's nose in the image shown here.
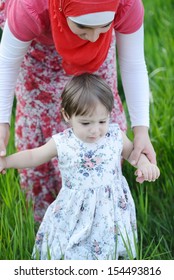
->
[90,125,99,135]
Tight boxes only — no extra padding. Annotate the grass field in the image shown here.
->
[0,0,174,259]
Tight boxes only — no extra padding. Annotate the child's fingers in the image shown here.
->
[140,166,150,181]
[135,169,145,184]
[136,176,145,184]
[152,165,160,181]
[144,166,157,181]
[148,164,159,181]
[137,164,160,182]
[135,169,143,177]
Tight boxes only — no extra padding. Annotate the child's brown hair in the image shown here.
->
[61,73,114,117]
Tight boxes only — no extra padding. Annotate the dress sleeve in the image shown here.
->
[5,0,48,41]
[114,0,144,34]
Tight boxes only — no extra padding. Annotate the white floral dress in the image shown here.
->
[33,123,137,260]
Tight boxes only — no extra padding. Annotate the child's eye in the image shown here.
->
[81,123,90,126]
[99,121,106,124]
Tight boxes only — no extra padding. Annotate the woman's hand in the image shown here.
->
[128,126,156,166]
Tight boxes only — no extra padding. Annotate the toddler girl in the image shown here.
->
[0,74,160,260]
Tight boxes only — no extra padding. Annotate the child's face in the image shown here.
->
[68,102,110,143]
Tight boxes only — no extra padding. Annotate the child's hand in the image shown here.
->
[135,163,160,183]
[0,157,7,174]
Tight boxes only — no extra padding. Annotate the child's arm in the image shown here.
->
[121,132,160,183]
[0,138,57,172]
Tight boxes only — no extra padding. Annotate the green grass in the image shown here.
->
[0,0,174,259]
[123,0,174,260]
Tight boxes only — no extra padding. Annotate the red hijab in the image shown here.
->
[49,0,120,75]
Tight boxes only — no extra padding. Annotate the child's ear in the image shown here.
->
[61,108,70,123]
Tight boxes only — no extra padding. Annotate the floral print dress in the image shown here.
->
[33,124,137,260]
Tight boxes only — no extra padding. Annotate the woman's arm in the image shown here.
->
[0,138,57,172]
[116,25,149,127]
[0,20,31,156]
[116,25,156,165]
[0,20,31,124]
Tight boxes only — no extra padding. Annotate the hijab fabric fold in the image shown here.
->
[49,0,120,75]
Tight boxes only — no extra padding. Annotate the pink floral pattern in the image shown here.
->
[0,2,127,221]
[33,124,136,260]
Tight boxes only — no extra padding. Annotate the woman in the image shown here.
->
[0,0,156,221]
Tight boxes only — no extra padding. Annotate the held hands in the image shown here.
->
[129,126,157,166]
[129,127,160,183]
[0,123,10,174]
[0,156,7,174]
[135,162,160,184]
[0,123,10,156]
